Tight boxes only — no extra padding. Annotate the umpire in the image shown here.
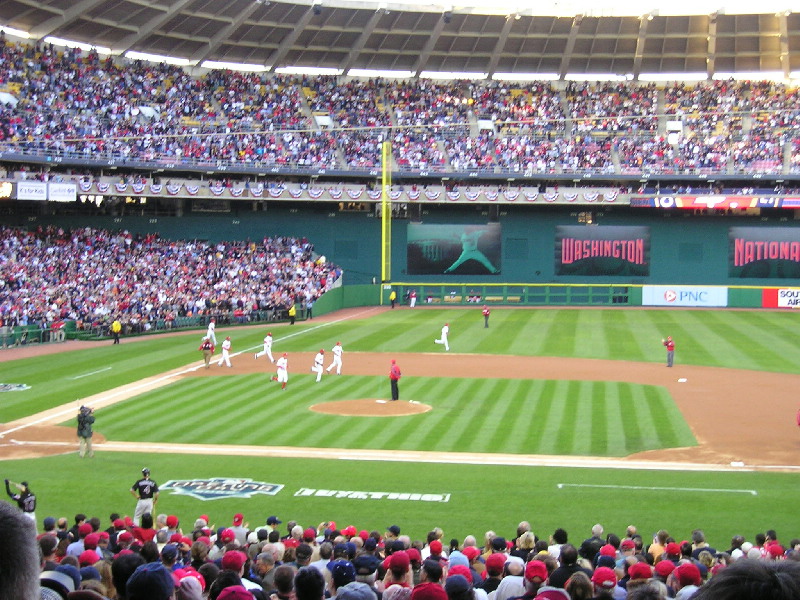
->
[77,405,95,459]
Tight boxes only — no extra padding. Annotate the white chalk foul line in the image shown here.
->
[70,367,112,380]
[557,483,758,496]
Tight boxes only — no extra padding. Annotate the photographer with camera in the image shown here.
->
[77,405,95,459]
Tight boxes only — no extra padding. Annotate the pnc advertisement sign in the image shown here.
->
[643,285,729,307]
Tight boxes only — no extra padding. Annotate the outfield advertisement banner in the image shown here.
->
[643,285,729,307]
[762,288,800,308]
[555,226,650,276]
[407,223,501,275]
[729,227,800,279]
[631,196,800,209]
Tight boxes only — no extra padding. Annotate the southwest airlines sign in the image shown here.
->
[643,285,728,307]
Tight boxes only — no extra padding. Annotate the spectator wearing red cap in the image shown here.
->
[386,550,412,588]
[671,562,703,599]
[222,550,264,596]
[624,561,654,594]
[617,539,637,569]
[476,552,506,593]
[230,513,249,546]
[591,566,618,599]
[506,560,548,600]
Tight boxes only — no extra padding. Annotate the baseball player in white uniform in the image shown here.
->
[311,349,325,382]
[218,336,232,367]
[206,317,217,345]
[255,332,274,362]
[272,353,288,390]
[326,341,343,375]
[434,323,450,351]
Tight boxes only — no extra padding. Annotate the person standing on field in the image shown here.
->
[111,318,122,344]
[409,289,417,308]
[311,349,325,383]
[272,353,289,390]
[218,336,232,368]
[130,468,158,526]
[662,336,675,367]
[77,405,95,459]
[482,305,490,328]
[389,359,402,401]
[255,332,274,362]
[389,290,397,309]
[199,336,215,369]
[434,323,450,351]
[288,303,297,325]
[326,341,343,375]
[207,317,217,345]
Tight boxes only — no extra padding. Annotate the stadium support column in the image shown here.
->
[381,140,392,283]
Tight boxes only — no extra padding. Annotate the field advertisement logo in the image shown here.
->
[663,290,677,303]
[162,478,283,501]
[0,383,31,392]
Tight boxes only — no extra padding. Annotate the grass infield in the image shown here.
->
[1,307,799,545]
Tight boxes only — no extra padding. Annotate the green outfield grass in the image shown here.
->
[1,307,799,546]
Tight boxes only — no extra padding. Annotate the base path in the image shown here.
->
[1,307,798,471]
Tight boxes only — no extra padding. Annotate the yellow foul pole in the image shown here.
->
[381,140,392,282]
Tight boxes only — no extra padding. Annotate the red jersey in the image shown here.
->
[389,364,401,381]
[663,339,675,352]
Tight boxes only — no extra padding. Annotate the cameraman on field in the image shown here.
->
[77,405,95,458]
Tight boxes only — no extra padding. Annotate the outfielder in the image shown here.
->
[482,305,490,328]
[206,317,217,345]
[218,336,232,368]
[311,349,325,383]
[272,353,289,389]
[255,331,274,362]
[326,341,343,375]
[434,323,450,351]
[130,468,159,526]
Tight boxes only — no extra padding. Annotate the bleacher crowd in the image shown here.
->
[7,500,800,600]
[1,37,800,177]
[0,225,341,334]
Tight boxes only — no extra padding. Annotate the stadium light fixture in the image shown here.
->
[0,25,30,39]
[44,36,112,55]
[274,66,343,75]
[420,70,488,80]
[348,68,415,78]
[638,72,707,81]
[201,60,269,72]
[493,72,560,81]
[126,51,194,66]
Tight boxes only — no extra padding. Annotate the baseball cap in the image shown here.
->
[445,574,471,596]
[461,547,480,561]
[674,563,702,587]
[331,560,357,588]
[429,540,442,555]
[303,527,317,541]
[364,537,377,551]
[665,542,681,556]
[599,544,616,557]
[267,516,282,525]
[142,468,150,475]
[654,561,675,578]
[161,544,179,561]
[353,554,381,575]
[232,513,244,526]
[166,515,179,528]
[78,523,93,537]
[338,582,379,600]
[43,516,56,529]
[219,529,236,544]
[387,525,401,536]
[118,531,133,543]
[620,539,636,550]
[591,567,617,589]
[628,562,653,580]
[491,537,507,551]
[126,562,175,599]
[525,560,548,582]
[78,550,100,567]
[448,565,473,583]
[113,518,126,530]
[389,550,410,572]
[448,551,468,568]
[221,550,248,572]
[218,585,253,600]
[485,553,506,573]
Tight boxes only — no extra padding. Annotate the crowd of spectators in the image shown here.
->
[0,225,341,335]
[8,501,800,600]
[3,37,800,175]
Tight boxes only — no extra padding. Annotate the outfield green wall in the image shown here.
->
[8,204,800,290]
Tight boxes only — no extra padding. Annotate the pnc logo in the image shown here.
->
[664,290,677,302]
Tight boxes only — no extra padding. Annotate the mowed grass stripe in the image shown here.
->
[502,380,545,455]
[701,311,796,372]
[480,379,516,454]
[563,381,592,455]
[471,380,517,453]
[547,311,580,357]
[679,312,756,368]
[541,381,570,454]
[644,386,687,448]
[618,383,643,454]
[590,382,608,455]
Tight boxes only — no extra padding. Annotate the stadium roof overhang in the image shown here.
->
[1,0,798,80]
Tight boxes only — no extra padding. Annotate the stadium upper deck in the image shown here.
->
[0,38,799,184]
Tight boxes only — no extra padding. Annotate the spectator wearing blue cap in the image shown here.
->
[126,561,176,600]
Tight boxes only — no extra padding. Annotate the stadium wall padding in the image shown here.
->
[11,204,800,288]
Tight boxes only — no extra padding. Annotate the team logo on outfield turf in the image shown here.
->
[161,478,283,501]
[0,383,31,392]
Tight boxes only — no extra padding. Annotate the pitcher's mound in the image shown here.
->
[310,399,432,417]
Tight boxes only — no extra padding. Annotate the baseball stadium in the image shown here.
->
[1,0,800,597]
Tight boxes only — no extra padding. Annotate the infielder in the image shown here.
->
[217,335,232,367]
[272,353,289,390]
[130,468,159,526]
[206,317,217,345]
[662,336,675,367]
[326,341,343,375]
[434,322,450,351]
[255,331,274,362]
[311,349,325,382]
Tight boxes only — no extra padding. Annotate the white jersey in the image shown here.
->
[276,356,288,371]
[332,344,343,359]
[441,325,449,337]
[221,339,231,352]
[314,352,324,367]
[264,335,273,348]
